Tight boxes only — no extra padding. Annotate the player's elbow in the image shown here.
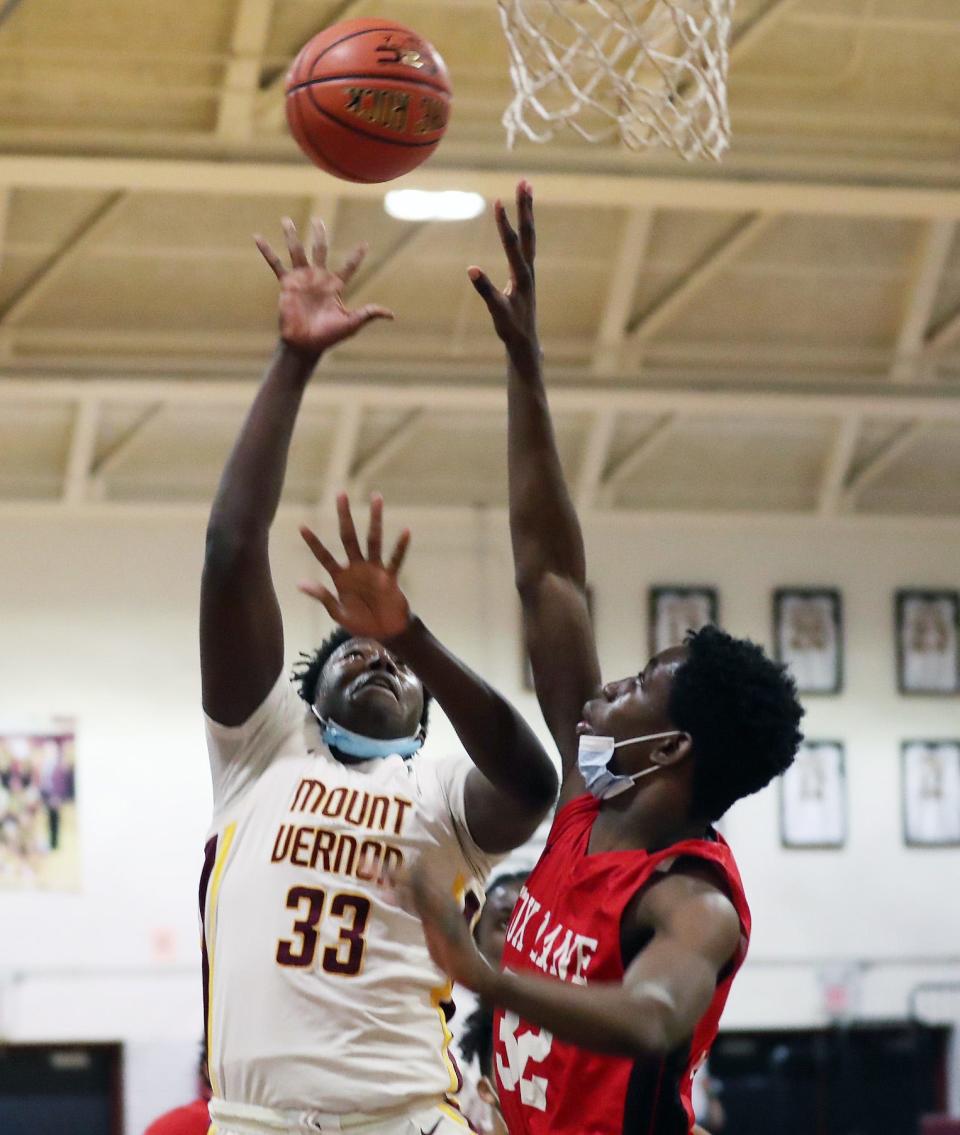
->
[523,754,559,811]
[621,995,682,1059]
[203,524,264,575]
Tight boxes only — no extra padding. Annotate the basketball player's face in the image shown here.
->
[578,645,688,770]
[475,880,525,967]
[315,637,424,740]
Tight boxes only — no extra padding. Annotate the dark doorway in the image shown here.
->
[0,1043,122,1135]
[709,1024,948,1135]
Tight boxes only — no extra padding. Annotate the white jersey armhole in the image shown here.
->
[204,670,302,817]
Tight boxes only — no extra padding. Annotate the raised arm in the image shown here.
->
[298,495,558,853]
[201,219,392,726]
[470,181,601,800]
[407,863,741,1058]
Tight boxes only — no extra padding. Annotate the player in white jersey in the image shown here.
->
[199,217,559,1135]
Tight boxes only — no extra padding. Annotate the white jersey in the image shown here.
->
[201,672,498,1119]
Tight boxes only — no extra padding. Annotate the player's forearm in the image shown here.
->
[481,965,675,1058]
[386,616,557,806]
[506,349,588,594]
[206,342,319,546]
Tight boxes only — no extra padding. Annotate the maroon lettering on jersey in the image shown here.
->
[495,794,751,1135]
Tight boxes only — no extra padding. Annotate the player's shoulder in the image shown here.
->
[634,855,742,945]
[404,748,471,794]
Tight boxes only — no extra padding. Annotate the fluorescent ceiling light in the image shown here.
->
[384,189,486,222]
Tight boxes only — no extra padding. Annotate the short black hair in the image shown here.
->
[460,1005,494,1079]
[668,624,804,822]
[484,868,529,899]
[290,626,432,733]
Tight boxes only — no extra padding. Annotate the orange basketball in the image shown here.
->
[284,18,452,184]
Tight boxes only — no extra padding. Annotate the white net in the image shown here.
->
[498,0,735,161]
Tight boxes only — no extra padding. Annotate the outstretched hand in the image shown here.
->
[469,179,539,361]
[396,862,494,996]
[255,217,394,355]
[298,494,412,641]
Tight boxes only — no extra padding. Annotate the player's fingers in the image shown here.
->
[282,217,309,269]
[366,493,384,563]
[338,242,368,286]
[254,235,286,280]
[495,199,532,292]
[310,217,328,269]
[337,493,364,561]
[468,266,504,308]
[298,525,342,578]
[386,528,411,576]
[518,179,536,269]
[297,581,343,622]
[348,304,395,331]
[468,268,513,334]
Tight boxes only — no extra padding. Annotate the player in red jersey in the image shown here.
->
[405,182,805,1135]
[144,1042,211,1135]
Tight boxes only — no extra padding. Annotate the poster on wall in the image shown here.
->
[779,740,847,849]
[895,590,960,695]
[0,720,79,890]
[773,588,843,695]
[901,740,960,847]
[648,586,718,656]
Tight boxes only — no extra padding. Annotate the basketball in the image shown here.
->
[284,18,452,184]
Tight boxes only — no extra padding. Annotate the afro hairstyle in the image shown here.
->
[668,624,804,822]
[460,1005,495,1079]
[290,625,432,734]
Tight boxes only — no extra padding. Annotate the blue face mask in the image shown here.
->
[577,731,682,800]
[311,707,424,761]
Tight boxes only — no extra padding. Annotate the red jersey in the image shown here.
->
[143,1098,210,1135]
[494,794,751,1135]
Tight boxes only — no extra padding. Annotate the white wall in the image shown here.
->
[1,506,959,1123]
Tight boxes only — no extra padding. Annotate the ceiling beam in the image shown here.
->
[925,303,960,356]
[320,400,362,512]
[729,0,801,60]
[217,0,278,141]
[598,414,676,507]
[0,187,10,275]
[817,415,861,517]
[345,223,428,301]
[0,192,127,330]
[890,219,957,382]
[9,378,960,424]
[4,499,960,531]
[253,0,370,131]
[5,155,960,220]
[591,209,655,374]
[350,409,425,491]
[575,408,618,512]
[624,213,776,360]
[841,421,930,509]
[88,403,165,497]
[62,400,101,505]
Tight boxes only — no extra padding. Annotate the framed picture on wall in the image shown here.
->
[773,588,843,695]
[895,590,960,695]
[522,586,594,691]
[648,586,718,656]
[901,740,960,847]
[0,719,78,891]
[779,740,847,849]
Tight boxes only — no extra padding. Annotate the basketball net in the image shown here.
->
[497,0,734,161]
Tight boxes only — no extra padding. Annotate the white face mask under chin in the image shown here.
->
[577,731,682,800]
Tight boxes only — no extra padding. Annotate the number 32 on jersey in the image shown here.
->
[497,1010,554,1111]
[276,885,370,976]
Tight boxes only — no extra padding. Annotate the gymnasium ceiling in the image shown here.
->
[1,0,960,519]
